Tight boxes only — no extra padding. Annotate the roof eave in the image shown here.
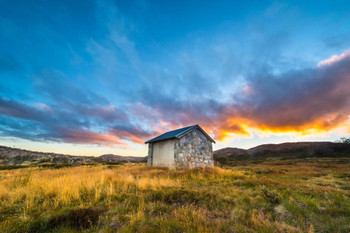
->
[145,137,176,144]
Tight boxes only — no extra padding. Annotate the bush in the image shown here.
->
[47,207,103,230]
[0,165,26,170]
[260,186,281,205]
[339,137,350,144]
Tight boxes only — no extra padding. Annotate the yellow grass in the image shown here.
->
[0,165,183,210]
[0,159,349,232]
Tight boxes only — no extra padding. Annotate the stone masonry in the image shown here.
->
[174,128,214,168]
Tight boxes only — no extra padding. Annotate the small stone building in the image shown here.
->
[145,124,215,168]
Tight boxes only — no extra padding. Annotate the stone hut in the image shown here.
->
[145,124,215,168]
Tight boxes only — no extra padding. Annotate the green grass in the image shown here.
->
[0,158,349,232]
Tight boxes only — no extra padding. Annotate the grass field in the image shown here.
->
[0,158,349,233]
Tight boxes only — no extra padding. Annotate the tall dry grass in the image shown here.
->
[0,164,185,211]
[0,159,349,232]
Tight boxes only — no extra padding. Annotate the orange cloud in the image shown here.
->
[60,128,126,147]
[206,112,349,141]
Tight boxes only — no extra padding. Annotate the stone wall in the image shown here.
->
[174,128,214,168]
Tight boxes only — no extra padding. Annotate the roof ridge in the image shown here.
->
[166,124,197,135]
[145,124,215,144]
[174,124,198,137]
[144,125,196,144]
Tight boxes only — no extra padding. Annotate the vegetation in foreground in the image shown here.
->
[0,158,349,233]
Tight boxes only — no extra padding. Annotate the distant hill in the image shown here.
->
[99,154,147,163]
[2,141,349,167]
[214,142,350,162]
[0,145,146,166]
[213,147,247,157]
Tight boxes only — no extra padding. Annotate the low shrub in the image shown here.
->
[260,185,281,205]
[47,207,103,230]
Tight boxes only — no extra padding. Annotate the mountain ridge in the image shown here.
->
[214,141,350,162]
[1,141,349,166]
[0,145,146,165]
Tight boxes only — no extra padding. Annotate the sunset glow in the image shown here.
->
[1,0,350,156]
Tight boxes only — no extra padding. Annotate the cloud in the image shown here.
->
[4,48,347,145]
[57,128,125,147]
[0,97,47,121]
[109,125,153,144]
[0,77,154,146]
[211,50,350,138]
[1,0,350,149]
[131,49,350,140]
[318,50,350,67]
[0,1,156,147]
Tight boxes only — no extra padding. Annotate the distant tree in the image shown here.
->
[338,137,350,144]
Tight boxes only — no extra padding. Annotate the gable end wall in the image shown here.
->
[174,128,214,168]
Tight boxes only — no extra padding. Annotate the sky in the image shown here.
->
[0,0,350,156]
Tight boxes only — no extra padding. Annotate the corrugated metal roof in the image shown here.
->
[145,124,215,144]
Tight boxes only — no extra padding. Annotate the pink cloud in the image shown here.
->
[318,50,350,67]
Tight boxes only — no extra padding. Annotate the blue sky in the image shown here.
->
[1,0,350,156]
